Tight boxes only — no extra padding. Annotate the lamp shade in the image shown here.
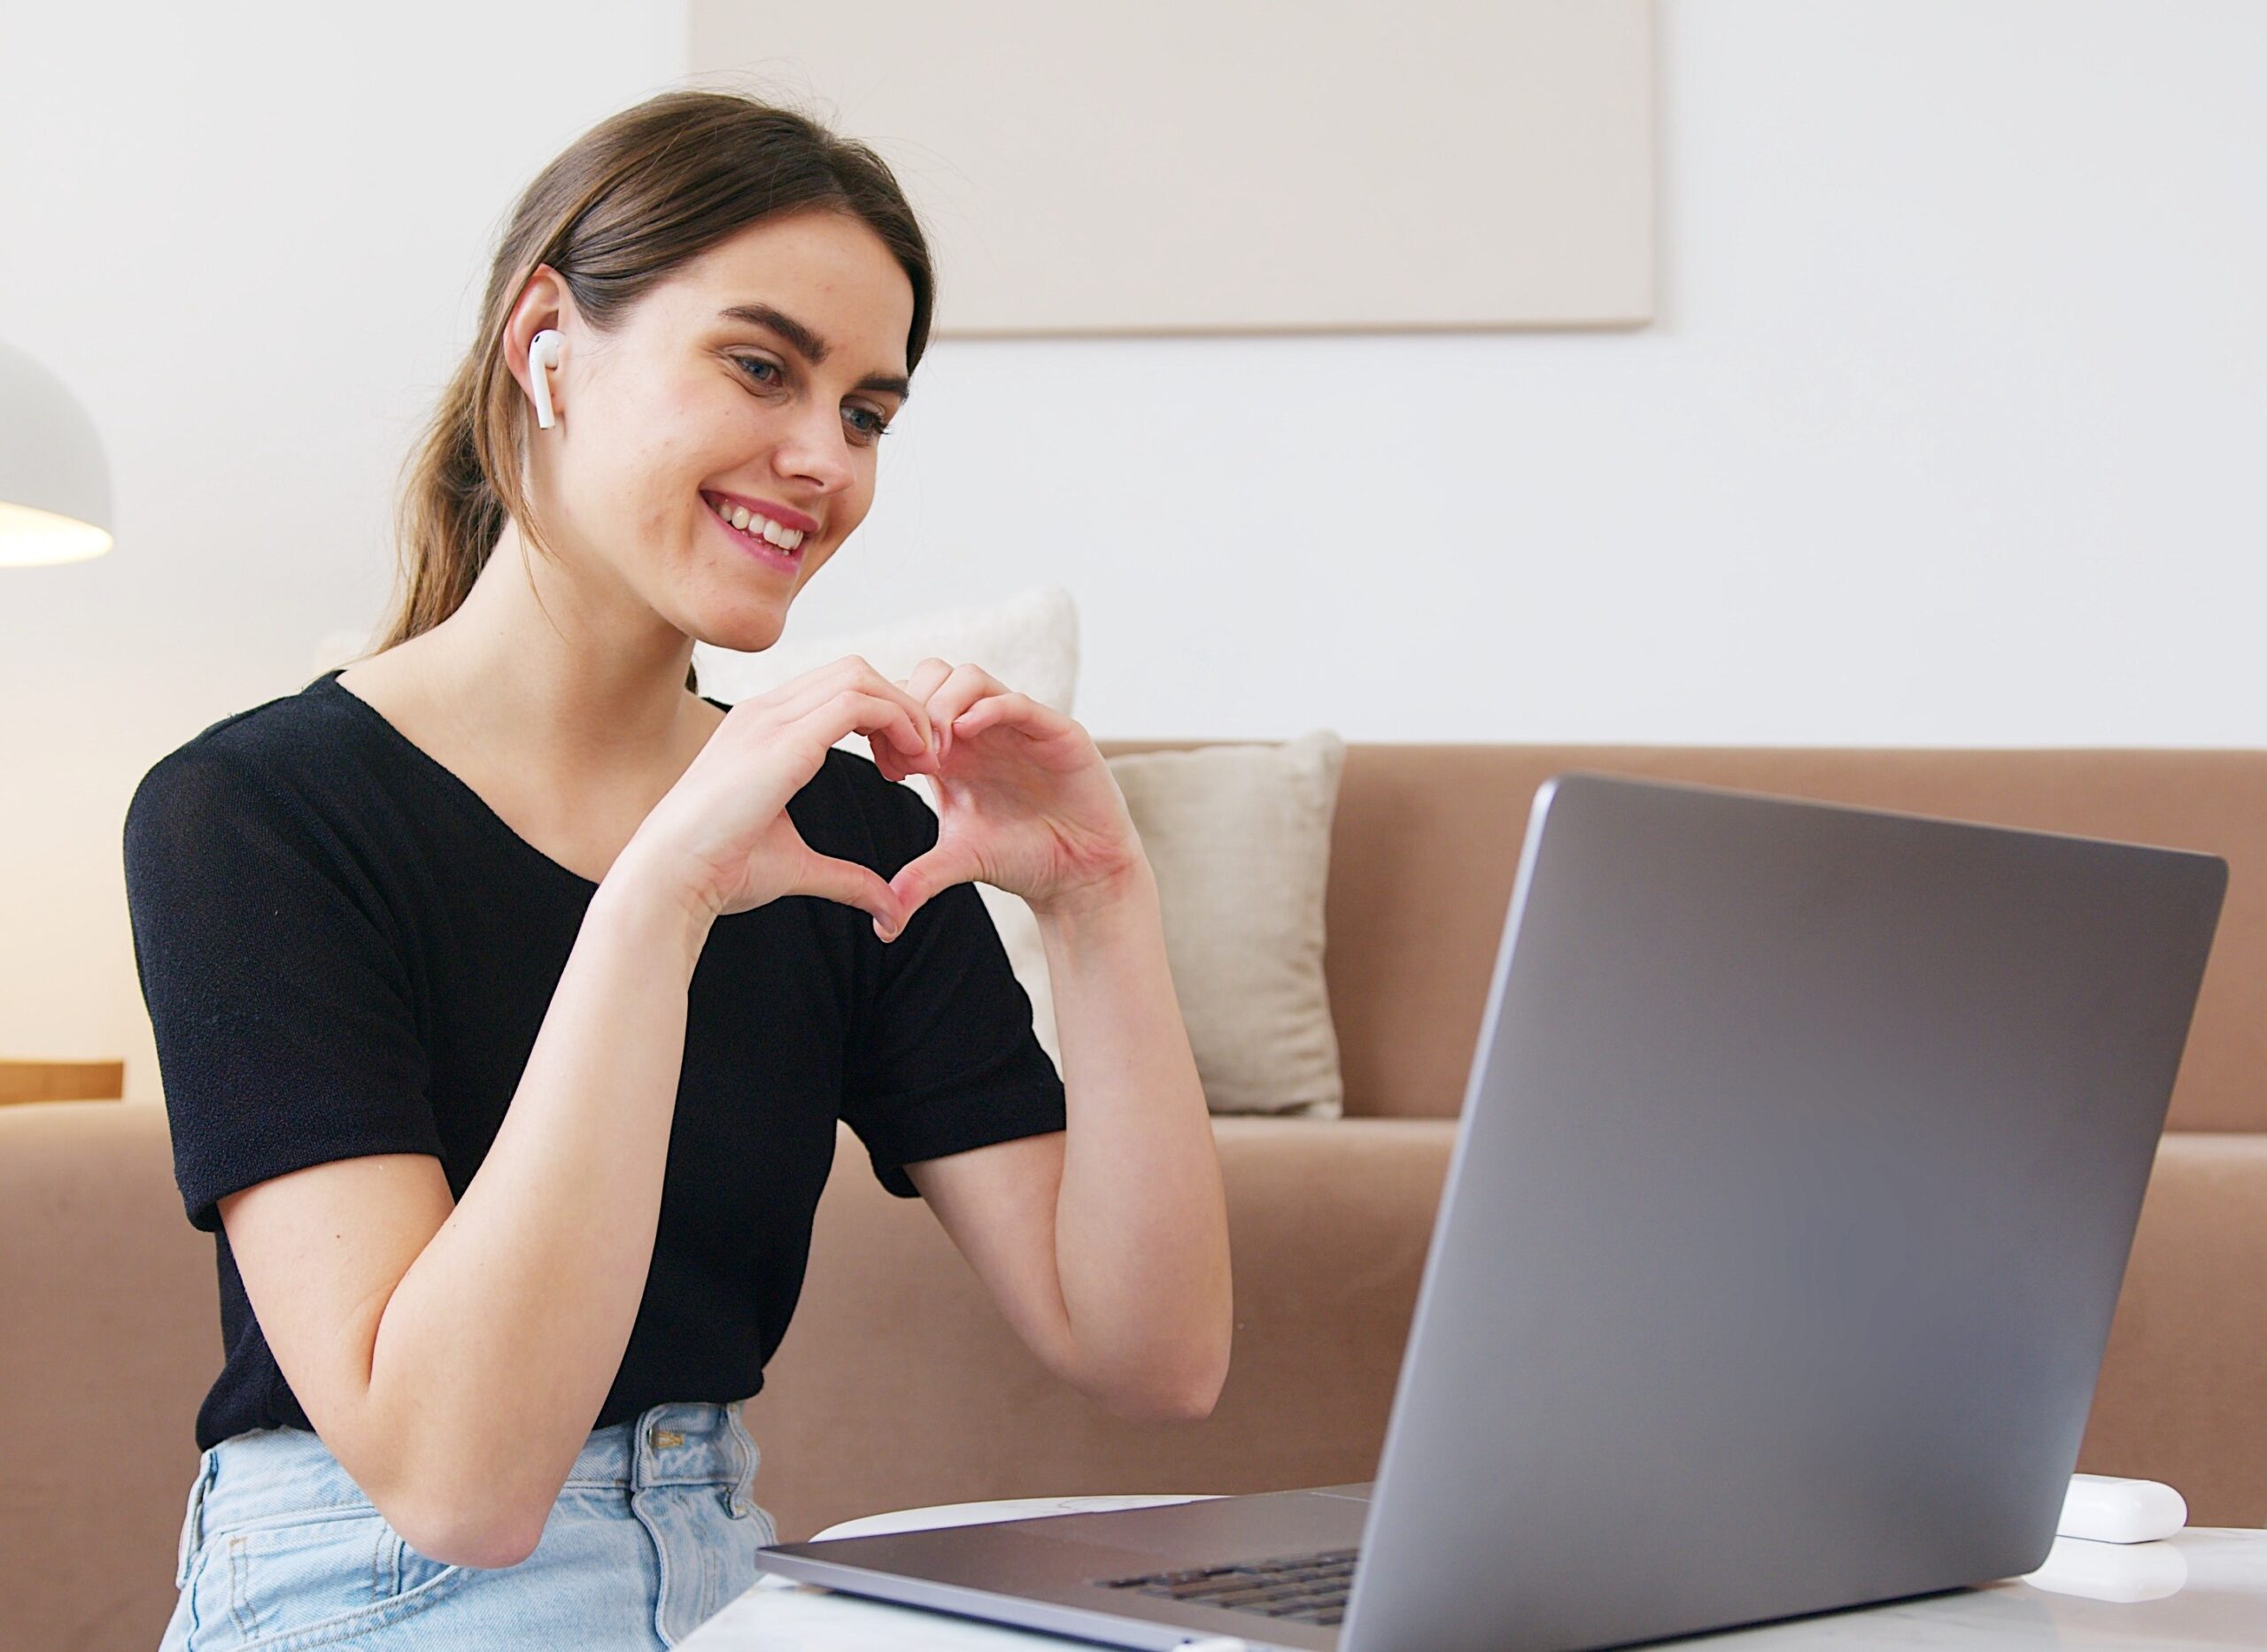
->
[0,337,112,567]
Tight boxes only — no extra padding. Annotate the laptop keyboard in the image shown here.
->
[1096,1546,1358,1626]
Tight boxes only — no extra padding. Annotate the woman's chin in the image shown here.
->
[691,606,793,656]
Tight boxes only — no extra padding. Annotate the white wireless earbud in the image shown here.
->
[529,329,563,429]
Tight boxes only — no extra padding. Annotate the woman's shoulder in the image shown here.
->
[127,674,394,847]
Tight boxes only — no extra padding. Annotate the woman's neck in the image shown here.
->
[347,521,719,794]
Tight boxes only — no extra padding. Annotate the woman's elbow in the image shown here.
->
[1099,1350,1230,1424]
[383,1486,550,1571]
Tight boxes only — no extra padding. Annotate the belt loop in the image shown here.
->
[723,1399,761,1517]
[174,1447,216,1589]
[632,1401,666,1493]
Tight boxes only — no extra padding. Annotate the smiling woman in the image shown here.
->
[386,99,932,673]
[127,87,1228,1652]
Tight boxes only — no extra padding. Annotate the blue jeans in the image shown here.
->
[156,1401,778,1650]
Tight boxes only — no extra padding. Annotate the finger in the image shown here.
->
[841,656,937,752]
[766,656,936,753]
[923,663,1010,761]
[925,661,1007,725]
[732,652,882,717]
[790,848,903,933]
[948,690,1058,743]
[801,687,929,761]
[883,659,956,780]
[869,734,941,784]
[886,838,987,938]
[902,656,956,706]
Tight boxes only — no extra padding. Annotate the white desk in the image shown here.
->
[681,1496,2267,1649]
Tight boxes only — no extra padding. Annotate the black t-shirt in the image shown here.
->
[123,671,1065,1452]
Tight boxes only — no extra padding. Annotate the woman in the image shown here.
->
[126,89,1230,1650]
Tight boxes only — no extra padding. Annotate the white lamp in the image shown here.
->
[0,338,112,567]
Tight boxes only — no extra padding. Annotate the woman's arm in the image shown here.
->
[909,855,1232,1421]
[880,660,1233,1421]
[223,870,709,1568]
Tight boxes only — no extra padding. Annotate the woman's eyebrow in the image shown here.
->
[716,303,910,398]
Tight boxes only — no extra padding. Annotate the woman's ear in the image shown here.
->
[502,265,571,421]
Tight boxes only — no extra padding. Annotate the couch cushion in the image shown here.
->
[1108,732,1348,1115]
[1102,743,2267,1131]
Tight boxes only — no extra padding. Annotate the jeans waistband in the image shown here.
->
[177,1400,759,1585]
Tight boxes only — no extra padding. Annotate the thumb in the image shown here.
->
[789,848,903,936]
[886,838,986,940]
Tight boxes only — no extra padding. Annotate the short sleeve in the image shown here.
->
[839,771,1067,1198]
[124,745,442,1231]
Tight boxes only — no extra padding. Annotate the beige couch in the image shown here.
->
[5,744,2263,1649]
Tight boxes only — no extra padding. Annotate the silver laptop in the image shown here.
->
[756,773,2225,1652]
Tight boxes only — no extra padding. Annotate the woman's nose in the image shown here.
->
[771,407,858,492]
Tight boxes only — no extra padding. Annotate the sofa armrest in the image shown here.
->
[0,1100,212,1650]
[744,1116,1456,1540]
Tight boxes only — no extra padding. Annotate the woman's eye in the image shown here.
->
[730,356,889,441]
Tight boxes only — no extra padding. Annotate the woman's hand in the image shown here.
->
[876,659,1145,938]
[621,656,941,930]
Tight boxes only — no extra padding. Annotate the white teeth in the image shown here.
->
[708,496,806,552]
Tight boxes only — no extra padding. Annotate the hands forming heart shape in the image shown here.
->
[639,654,1144,940]
[869,656,1145,939]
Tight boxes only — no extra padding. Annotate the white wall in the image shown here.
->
[4,2,2263,1097]
[0,2,691,1092]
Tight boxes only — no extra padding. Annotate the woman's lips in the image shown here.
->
[707,499,803,573]
[702,489,818,536]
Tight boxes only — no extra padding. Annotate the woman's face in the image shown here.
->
[521,207,916,654]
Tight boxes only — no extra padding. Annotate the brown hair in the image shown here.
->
[382,89,934,684]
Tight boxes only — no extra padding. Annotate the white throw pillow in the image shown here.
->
[1105,732,1348,1117]
[693,587,1079,1069]
[692,585,1079,723]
